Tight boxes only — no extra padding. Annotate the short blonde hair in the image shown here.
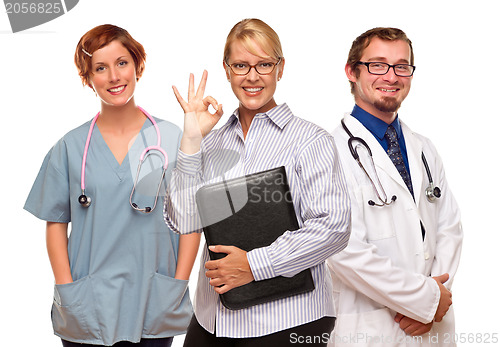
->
[223,18,283,62]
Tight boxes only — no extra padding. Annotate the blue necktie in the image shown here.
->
[385,125,414,197]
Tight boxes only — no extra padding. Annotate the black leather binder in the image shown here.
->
[195,166,315,310]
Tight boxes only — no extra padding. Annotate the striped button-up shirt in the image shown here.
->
[164,103,350,338]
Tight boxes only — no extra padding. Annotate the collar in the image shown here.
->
[227,103,293,130]
[351,104,404,140]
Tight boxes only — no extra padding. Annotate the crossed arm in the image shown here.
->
[394,273,452,336]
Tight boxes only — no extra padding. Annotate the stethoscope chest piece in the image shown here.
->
[78,193,91,207]
[425,185,441,202]
[421,152,441,203]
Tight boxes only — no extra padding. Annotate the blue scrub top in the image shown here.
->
[24,114,192,346]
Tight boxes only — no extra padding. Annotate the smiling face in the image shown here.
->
[224,39,284,119]
[90,40,137,108]
[347,37,412,123]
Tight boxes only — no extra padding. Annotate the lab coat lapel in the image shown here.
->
[401,121,424,207]
[343,115,410,194]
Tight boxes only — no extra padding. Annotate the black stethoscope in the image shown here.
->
[78,106,169,213]
[341,119,441,207]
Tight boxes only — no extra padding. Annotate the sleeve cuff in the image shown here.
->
[247,247,276,281]
[428,276,441,323]
[176,149,202,176]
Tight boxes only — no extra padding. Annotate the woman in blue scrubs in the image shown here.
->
[24,25,198,346]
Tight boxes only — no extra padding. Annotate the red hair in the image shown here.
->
[74,24,146,88]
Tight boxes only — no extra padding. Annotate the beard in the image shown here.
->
[374,97,401,113]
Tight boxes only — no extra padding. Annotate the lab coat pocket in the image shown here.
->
[334,308,404,347]
[360,185,396,241]
[143,273,192,336]
[52,276,100,341]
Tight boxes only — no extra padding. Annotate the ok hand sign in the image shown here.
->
[172,70,223,154]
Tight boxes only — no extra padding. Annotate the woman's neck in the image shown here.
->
[95,98,147,165]
[238,99,278,139]
[238,111,254,139]
[97,99,145,133]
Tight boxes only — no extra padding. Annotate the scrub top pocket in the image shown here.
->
[52,276,101,342]
[143,273,192,337]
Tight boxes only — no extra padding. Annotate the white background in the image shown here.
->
[1,1,498,346]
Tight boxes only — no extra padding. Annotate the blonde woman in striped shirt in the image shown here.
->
[165,18,351,346]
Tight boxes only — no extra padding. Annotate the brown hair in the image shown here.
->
[347,27,414,94]
[74,24,146,88]
[223,18,283,63]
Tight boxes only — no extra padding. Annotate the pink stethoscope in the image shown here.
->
[78,106,168,213]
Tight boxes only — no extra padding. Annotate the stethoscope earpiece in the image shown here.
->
[131,202,151,213]
[368,195,396,207]
[342,119,397,207]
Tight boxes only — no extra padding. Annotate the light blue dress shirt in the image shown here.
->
[351,104,411,177]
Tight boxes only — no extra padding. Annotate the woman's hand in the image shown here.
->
[204,245,255,294]
[172,70,223,154]
[46,222,73,285]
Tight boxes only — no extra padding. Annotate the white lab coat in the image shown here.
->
[327,114,463,347]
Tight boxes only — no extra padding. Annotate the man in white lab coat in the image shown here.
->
[327,28,463,346]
